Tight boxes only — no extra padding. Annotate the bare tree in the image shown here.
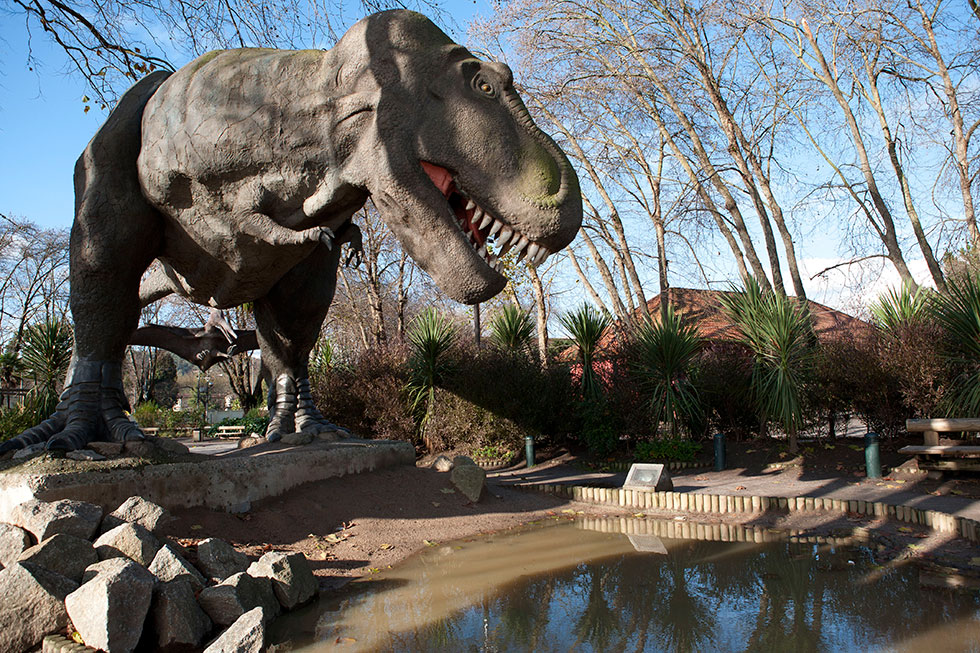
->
[8,0,451,106]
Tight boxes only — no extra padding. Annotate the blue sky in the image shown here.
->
[0,2,486,231]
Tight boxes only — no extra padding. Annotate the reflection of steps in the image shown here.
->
[574,516,859,547]
[517,483,980,544]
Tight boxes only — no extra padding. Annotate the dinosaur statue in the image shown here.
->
[0,9,581,453]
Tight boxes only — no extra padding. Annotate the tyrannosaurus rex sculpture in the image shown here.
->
[0,9,582,453]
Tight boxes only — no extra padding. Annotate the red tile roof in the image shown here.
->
[560,287,871,360]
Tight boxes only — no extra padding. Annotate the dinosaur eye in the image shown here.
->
[473,75,496,97]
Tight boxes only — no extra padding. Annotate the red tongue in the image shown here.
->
[421,161,453,196]
[423,161,488,249]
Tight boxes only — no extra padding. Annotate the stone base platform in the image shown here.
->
[0,438,414,519]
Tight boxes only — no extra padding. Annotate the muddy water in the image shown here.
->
[270,519,980,652]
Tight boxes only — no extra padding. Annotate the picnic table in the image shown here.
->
[899,418,980,474]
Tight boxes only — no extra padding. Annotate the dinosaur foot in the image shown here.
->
[0,360,143,454]
[265,374,351,443]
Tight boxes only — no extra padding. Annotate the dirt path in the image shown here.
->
[161,466,612,590]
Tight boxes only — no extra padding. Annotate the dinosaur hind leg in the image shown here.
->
[255,240,349,442]
[17,72,171,453]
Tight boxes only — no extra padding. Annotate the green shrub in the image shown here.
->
[425,343,578,454]
[695,342,757,439]
[133,401,165,428]
[720,279,816,453]
[634,438,702,463]
[471,444,515,464]
[0,405,36,442]
[578,399,617,457]
[312,344,416,442]
[627,304,704,437]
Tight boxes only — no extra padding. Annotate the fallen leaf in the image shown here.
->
[431,502,440,507]
[898,527,913,533]
[190,524,203,531]
[423,539,438,546]
[379,543,393,550]
[694,476,707,481]
[324,533,343,544]
[440,488,455,494]
[336,636,357,644]
[970,557,980,566]
[71,631,84,645]
[735,486,746,491]
[633,512,646,518]
[561,509,576,514]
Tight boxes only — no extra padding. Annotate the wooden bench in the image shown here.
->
[900,419,980,473]
[215,425,246,437]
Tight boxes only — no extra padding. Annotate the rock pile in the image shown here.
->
[0,495,317,653]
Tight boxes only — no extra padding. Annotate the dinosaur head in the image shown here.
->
[338,11,582,304]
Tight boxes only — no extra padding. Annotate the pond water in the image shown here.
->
[270,518,980,652]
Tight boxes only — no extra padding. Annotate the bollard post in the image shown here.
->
[525,435,535,468]
[864,431,881,479]
[713,433,726,471]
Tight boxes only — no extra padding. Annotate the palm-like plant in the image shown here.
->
[21,319,73,421]
[931,274,980,415]
[559,303,611,401]
[870,282,932,334]
[488,304,535,354]
[720,279,815,453]
[630,304,704,437]
[406,309,457,444]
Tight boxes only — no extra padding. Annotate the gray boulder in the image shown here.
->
[88,441,124,457]
[149,543,207,592]
[196,538,249,581]
[81,557,133,584]
[66,449,106,462]
[0,522,33,568]
[123,436,189,458]
[247,551,316,610]
[198,572,279,626]
[65,557,155,653]
[203,607,265,653]
[153,579,213,651]
[452,455,477,468]
[431,455,453,472]
[280,431,314,446]
[9,499,103,541]
[101,496,171,534]
[17,534,98,583]
[451,464,487,503]
[94,522,161,566]
[12,442,45,459]
[0,563,78,653]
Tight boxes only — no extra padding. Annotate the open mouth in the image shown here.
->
[421,161,551,273]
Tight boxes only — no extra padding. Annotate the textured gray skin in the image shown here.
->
[1,10,581,452]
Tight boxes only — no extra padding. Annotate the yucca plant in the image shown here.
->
[630,304,704,437]
[870,282,932,335]
[309,336,334,385]
[21,319,73,421]
[931,274,980,416]
[720,279,815,453]
[406,309,457,446]
[559,303,612,402]
[488,304,535,354]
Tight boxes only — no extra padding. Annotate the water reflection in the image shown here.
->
[271,519,980,652]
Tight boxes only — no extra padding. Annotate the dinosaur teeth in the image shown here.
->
[472,207,484,225]
[489,219,503,237]
[497,227,514,247]
[465,199,476,211]
[478,213,493,230]
[526,243,540,263]
[511,235,529,256]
